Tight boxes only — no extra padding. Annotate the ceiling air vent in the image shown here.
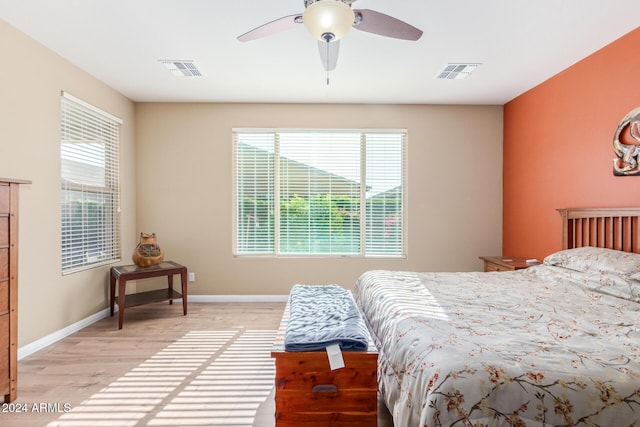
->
[160,60,203,77]
[436,63,480,80]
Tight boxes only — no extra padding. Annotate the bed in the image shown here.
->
[353,207,640,426]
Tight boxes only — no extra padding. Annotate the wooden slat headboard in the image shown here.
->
[557,208,640,253]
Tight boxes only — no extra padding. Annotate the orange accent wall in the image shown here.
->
[503,27,640,260]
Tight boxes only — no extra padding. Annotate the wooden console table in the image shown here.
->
[110,261,187,329]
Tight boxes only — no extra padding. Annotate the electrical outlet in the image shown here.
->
[188,272,195,282]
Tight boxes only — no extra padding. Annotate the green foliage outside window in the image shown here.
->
[238,194,401,255]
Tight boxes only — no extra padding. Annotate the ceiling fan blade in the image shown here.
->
[318,40,340,71]
[238,14,302,42]
[352,9,423,41]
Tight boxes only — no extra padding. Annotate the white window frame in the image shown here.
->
[60,92,122,274]
[233,128,407,258]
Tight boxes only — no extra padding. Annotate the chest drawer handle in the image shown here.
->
[312,384,338,395]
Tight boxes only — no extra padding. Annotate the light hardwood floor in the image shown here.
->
[2,302,394,427]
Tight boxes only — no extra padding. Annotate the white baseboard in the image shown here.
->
[17,295,288,360]
[18,307,113,360]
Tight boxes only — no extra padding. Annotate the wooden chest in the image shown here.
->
[271,304,378,426]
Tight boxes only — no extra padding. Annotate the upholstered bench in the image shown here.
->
[271,285,378,426]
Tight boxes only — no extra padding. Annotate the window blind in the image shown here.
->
[235,132,275,253]
[233,129,406,257]
[61,93,121,273]
[279,132,362,254]
[364,133,405,255]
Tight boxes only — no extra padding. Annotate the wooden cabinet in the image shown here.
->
[479,256,538,272]
[271,305,378,426]
[0,178,29,403]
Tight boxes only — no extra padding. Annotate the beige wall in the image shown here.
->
[2,17,503,349]
[0,20,137,346]
[135,103,504,296]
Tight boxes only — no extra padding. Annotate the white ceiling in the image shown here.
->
[1,0,639,105]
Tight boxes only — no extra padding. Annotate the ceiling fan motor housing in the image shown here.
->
[304,0,350,7]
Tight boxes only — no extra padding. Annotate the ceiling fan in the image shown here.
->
[237,0,423,72]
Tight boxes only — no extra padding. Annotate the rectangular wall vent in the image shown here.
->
[436,63,480,80]
[159,60,203,77]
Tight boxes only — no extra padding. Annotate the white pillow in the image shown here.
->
[544,247,640,302]
[543,246,640,275]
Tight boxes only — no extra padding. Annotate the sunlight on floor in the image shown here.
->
[47,329,277,427]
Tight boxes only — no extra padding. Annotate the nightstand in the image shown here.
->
[479,256,539,272]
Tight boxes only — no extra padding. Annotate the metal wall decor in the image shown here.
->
[613,107,640,176]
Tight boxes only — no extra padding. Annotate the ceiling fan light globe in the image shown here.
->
[303,0,354,41]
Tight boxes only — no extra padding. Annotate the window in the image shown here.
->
[233,129,406,257]
[60,92,121,273]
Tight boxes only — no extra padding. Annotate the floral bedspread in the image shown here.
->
[353,266,640,426]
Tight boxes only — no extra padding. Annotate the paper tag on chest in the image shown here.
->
[326,343,345,370]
